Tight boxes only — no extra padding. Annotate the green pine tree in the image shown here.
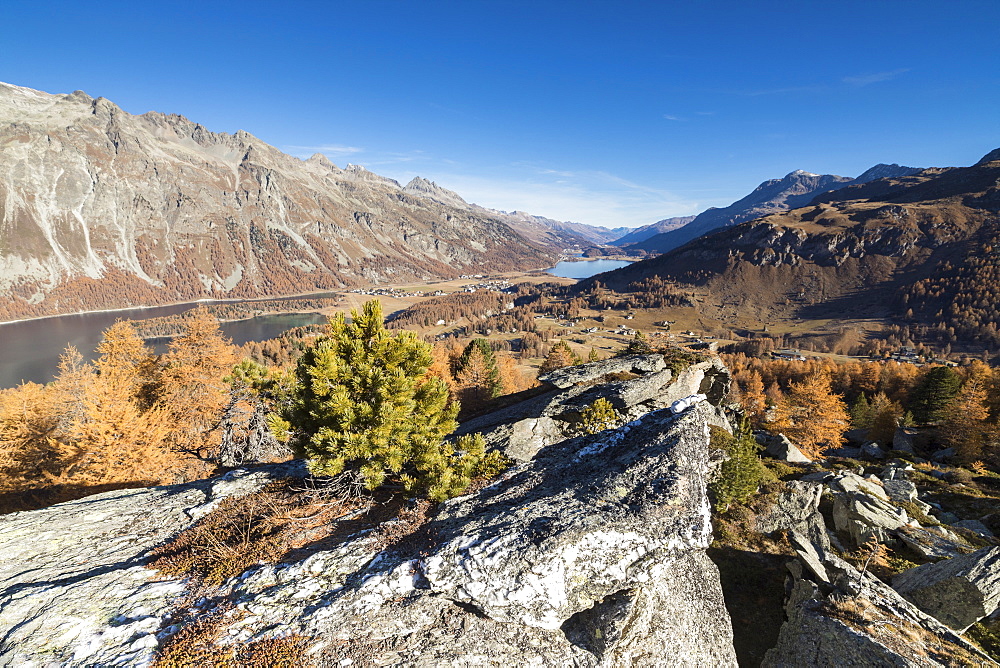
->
[287,300,496,500]
[850,392,873,428]
[575,397,622,435]
[910,366,961,424]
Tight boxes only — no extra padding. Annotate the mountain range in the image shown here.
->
[0,82,593,321]
[401,176,625,247]
[609,216,697,246]
[621,163,922,254]
[588,149,1000,350]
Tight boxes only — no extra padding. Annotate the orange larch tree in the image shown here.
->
[770,372,850,459]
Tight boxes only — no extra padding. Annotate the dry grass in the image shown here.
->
[146,471,455,586]
[823,595,985,666]
[147,478,369,585]
[154,605,313,668]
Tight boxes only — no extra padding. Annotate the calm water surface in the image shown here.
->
[545,259,632,279]
[0,305,326,388]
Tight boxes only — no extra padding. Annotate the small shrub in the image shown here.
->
[967,618,1000,663]
[659,347,707,378]
[761,459,798,481]
[886,553,921,574]
[945,468,976,485]
[574,398,623,435]
[894,500,940,527]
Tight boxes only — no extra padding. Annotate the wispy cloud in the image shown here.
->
[842,68,910,87]
[663,114,686,121]
[364,150,428,166]
[744,85,826,97]
[395,164,703,228]
[284,143,364,158]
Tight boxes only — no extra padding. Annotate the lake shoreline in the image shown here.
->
[0,267,566,327]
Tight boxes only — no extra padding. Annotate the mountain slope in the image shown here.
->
[634,164,921,255]
[402,176,623,247]
[0,82,553,320]
[584,150,1000,350]
[611,216,697,246]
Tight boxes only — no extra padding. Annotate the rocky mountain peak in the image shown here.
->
[976,147,1000,166]
[305,152,338,170]
[0,81,554,320]
[403,176,469,209]
[855,162,922,182]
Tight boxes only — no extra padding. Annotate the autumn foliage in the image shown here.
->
[0,308,239,512]
[769,373,850,458]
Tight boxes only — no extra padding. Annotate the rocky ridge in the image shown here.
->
[631,163,921,255]
[748,429,1000,665]
[402,176,624,248]
[0,353,737,667]
[609,216,697,247]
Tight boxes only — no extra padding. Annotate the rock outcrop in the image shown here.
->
[0,401,737,666]
[761,498,994,666]
[763,556,992,667]
[893,546,1000,632]
[0,462,305,667]
[455,352,731,461]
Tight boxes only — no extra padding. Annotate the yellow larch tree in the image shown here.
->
[942,378,991,463]
[154,307,238,460]
[740,371,767,423]
[770,372,850,459]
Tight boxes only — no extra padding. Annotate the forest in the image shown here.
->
[4,297,1000,515]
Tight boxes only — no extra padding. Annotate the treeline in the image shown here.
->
[0,268,171,322]
[726,353,1000,463]
[131,298,339,338]
[726,327,986,363]
[899,231,1000,351]
[578,277,693,310]
[388,291,511,329]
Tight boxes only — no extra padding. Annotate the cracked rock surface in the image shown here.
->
[0,462,304,667]
[0,404,736,667]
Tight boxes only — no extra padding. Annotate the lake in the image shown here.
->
[0,305,327,388]
[545,259,632,279]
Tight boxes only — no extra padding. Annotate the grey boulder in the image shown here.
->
[893,546,1000,632]
[832,491,909,546]
[457,353,731,461]
[765,433,811,463]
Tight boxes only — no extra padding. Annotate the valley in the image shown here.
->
[3,62,1000,668]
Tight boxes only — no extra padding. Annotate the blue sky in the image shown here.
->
[4,0,998,228]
